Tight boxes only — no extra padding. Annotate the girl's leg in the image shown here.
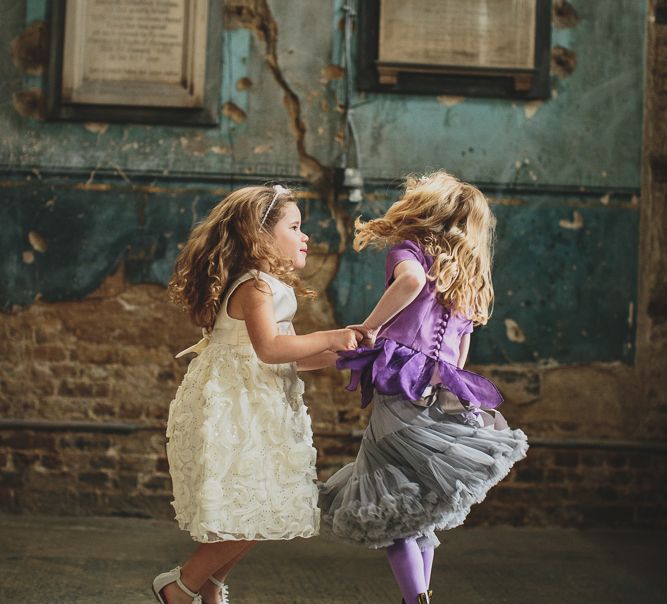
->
[386,538,428,603]
[162,541,255,604]
[198,542,255,603]
[421,546,435,590]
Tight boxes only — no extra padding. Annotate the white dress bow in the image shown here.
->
[175,328,211,358]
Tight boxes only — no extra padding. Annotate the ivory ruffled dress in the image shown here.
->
[166,271,320,543]
[319,241,528,549]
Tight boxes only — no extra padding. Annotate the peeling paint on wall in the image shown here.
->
[322,64,345,82]
[236,77,253,91]
[559,210,584,230]
[553,0,579,29]
[504,319,527,343]
[523,100,544,119]
[12,89,45,120]
[437,95,465,107]
[28,231,47,252]
[222,102,248,123]
[10,20,47,75]
[551,45,577,78]
[83,123,109,135]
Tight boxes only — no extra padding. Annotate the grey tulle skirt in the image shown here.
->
[318,393,529,549]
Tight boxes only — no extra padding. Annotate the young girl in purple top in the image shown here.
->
[319,171,529,604]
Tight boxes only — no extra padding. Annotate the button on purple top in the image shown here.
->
[337,240,503,409]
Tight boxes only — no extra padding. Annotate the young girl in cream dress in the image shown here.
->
[153,185,360,604]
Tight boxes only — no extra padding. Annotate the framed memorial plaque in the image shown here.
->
[358,0,551,99]
[47,0,222,125]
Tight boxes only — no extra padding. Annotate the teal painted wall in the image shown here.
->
[0,0,645,366]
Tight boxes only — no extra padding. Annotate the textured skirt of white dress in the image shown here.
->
[166,342,320,543]
[318,393,528,549]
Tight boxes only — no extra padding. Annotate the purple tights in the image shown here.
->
[386,538,435,602]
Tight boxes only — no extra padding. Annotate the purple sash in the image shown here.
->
[337,338,503,410]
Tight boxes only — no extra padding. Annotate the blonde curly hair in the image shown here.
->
[168,185,310,329]
[354,171,496,325]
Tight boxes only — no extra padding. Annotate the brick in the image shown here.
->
[0,472,23,487]
[628,454,649,469]
[596,486,620,502]
[515,467,544,483]
[48,364,79,378]
[119,455,155,473]
[78,471,109,487]
[92,402,117,417]
[90,455,117,470]
[604,453,628,468]
[634,506,666,527]
[32,344,67,362]
[564,470,584,483]
[582,506,634,526]
[609,471,632,486]
[73,491,100,512]
[491,486,532,502]
[1,380,30,396]
[39,454,62,470]
[157,368,176,383]
[580,452,605,467]
[1,432,55,450]
[554,451,579,467]
[58,380,95,398]
[12,451,39,469]
[69,344,117,364]
[58,435,111,451]
[141,474,172,493]
[545,469,564,483]
[0,487,18,511]
[116,473,138,491]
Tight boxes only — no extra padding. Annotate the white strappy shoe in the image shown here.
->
[152,566,202,604]
[208,575,230,604]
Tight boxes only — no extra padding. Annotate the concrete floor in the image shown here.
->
[0,514,665,604]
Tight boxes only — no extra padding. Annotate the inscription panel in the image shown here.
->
[61,0,207,108]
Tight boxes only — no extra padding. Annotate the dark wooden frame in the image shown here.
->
[46,0,222,126]
[357,0,552,99]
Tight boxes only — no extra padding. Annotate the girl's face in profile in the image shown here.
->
[272,201,309,269]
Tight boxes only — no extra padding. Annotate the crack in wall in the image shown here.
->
[224,0,348,251]
[224,1,328,186]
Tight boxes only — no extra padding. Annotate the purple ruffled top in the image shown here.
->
[337,240,503,410]
[337,338,502,409]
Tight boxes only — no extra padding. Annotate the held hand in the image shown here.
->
[327,328,361,352]
[346,323,378,348]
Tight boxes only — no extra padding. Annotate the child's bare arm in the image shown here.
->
[296,351,339,371]
[349,260,426,343]
[457,333,471,368]
[233,280,359,364]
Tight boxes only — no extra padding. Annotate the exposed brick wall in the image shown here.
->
[2,427,665,528]
[2,249,666,527]
[2,253,666,528]
[467,447,667,528]
[1,2,666,531]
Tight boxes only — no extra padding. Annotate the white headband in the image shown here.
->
[261,185,289,226]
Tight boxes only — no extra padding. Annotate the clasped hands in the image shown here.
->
[328,323,379,352]
[346,324,378,349]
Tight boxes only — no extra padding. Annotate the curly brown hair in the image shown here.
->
[354,171,496,325]
[168,185,310,329]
